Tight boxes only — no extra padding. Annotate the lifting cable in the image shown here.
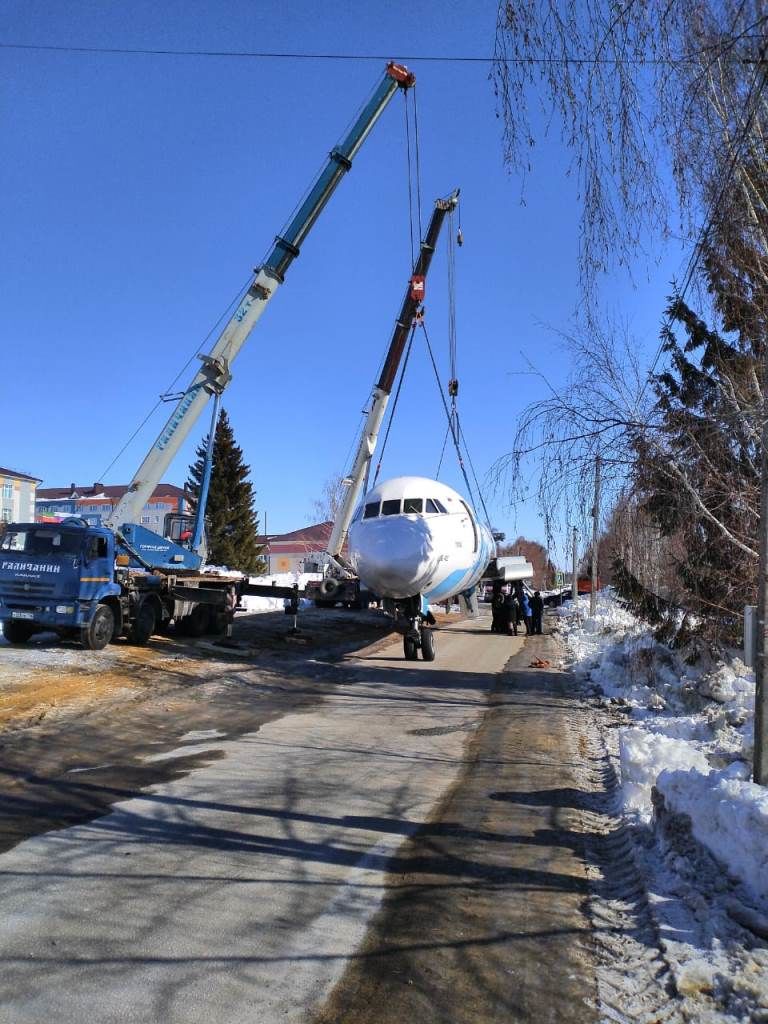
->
[371,325,417,488]
[421,320,494,534]
[420,321,476,504]
[402,87,424,267]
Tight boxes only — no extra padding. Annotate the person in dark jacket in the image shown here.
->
[531,590,544,635]
[503,590,518,635]
[490,586,506,633]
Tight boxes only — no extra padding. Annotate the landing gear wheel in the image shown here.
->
[3,621,35,644]
[82,605,115,651]
[128,599,156,645]
[421,627,436,662]
[403,634,419,661]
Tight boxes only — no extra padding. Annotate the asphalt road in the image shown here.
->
[0,614,600,1023]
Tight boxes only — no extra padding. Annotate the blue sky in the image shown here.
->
[1,0,682,557]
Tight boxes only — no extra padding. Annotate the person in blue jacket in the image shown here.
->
[520,588,532,635]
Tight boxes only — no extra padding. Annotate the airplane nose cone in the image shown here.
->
[349,516,439,598]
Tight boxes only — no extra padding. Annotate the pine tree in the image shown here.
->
[627,293,760,639]
[186,408,266,574]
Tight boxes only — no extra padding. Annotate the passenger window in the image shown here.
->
[460,500,478,552]
[363,502,380,519]
[381,499,401,516]
[403,498,423,514]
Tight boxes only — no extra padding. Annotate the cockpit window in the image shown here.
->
[351,504,363,524]
[381,499,401,516]
[425,498,447,514]
[363,502,380,519]
[403,498,423,514]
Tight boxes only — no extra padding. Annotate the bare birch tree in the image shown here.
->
[492,1,768,622]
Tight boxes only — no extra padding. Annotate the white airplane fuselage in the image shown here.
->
[348,476,494,611]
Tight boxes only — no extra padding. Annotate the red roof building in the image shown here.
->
[258,522,349,574]
[35,482,190,529]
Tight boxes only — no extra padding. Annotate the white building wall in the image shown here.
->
[0,474,39,523]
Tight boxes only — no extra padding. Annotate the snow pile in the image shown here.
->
[555,591,765,900]
[237,572,320,614]
[656,765,768,903]
[619,727,710,815]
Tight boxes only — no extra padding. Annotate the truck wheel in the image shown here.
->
[3,621,35,644]
[403,635,418,661]
[421,627,436,662]
[82,605,115,651]
[128,599,157,645]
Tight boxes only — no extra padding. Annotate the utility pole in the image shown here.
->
[590,454,601,616]
[571,526,578,605]
[263,511,270,575]
[755,398,768,783]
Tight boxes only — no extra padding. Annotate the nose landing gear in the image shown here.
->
[403,618,436,661]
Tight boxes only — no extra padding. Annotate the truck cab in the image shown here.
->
[0,519,122,649]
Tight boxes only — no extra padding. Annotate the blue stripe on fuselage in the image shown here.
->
[426,567,473,602]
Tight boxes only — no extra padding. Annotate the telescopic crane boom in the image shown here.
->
[105,61,415,535]
[325,190,460,572]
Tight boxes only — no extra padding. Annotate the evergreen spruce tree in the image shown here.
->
[186,408,266,574]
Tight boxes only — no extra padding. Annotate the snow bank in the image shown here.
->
[657,766,768,902]
[238,572,321,614]
[619,728,710,816]
[555,589,764,899]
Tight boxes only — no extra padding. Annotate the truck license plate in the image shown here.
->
[11,611,34,620]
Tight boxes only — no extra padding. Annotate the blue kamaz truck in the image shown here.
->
[0,518,238,649]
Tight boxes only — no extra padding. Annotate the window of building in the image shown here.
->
[1,482,12,500]
[141,516,151,524]
[381,499,401,516]
[1,508,11,523]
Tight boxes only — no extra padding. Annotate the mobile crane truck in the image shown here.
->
[305,190,460,609]
[0,62,415,650]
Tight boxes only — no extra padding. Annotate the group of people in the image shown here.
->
[490,581,544,637]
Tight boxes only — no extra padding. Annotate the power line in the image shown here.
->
[1,40,765,65]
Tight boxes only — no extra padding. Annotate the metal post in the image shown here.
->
[755,388,768,783]
[264,510,270,575]
[571,526,578,606]
[590,454,601,616]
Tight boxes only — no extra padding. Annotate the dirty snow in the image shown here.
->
[555,592,768,1021]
